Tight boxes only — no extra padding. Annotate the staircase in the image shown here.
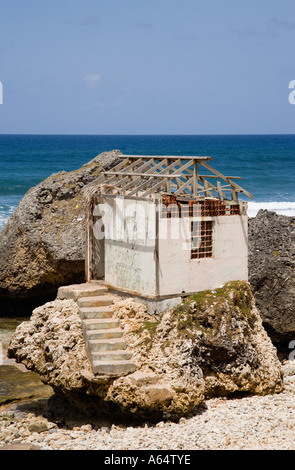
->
[57,282,136,377]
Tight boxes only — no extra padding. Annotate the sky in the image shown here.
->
[0,0,295,135]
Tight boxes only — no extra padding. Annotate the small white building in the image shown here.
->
[84,155,252,307]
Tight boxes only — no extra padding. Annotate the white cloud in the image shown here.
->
[84,74,101,90]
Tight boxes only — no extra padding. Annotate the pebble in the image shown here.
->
[1,363,295,450]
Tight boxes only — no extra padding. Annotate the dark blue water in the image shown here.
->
[0,134,294,228]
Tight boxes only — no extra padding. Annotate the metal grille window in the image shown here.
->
[191,221,213,259]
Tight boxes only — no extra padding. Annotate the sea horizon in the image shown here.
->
[0,133,294,229]
[0,132,295,136]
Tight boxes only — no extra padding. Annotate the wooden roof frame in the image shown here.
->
[88,155,253,201]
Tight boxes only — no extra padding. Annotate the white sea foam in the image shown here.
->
[0,205,17,230]
[0,201,295,231]
[247,201,295,218]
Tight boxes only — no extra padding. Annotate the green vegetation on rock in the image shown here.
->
[171,281,254,339]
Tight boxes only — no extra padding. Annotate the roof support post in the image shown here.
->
[193,161,198,197]
[166,158,171,194]
[217,181,223,201]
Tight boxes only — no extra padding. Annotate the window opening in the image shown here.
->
[191,221,213,259]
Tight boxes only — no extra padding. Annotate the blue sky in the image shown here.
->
[1,0,295,134]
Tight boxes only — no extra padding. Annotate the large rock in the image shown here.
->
[248,210,295,343]
[0,150,122,315]
[7,281,284,422]
[2,148,294,349]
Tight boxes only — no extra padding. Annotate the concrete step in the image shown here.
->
[79,305,114,320]
[92,360,137,376]
[63,282,137,377]
[86,328,123,340]
[91,350,133,361]
[82,318,120,331]
[78,295,114,308]
[88,338,127,352]
[57,283,108,300]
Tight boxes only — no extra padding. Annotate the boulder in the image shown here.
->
[248,210,295,343]
[7,281,284,422]
[1,145,294,352]
[0,150,122,315]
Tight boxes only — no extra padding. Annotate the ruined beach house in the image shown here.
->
[84,155,252,303]
[60,155,253,376]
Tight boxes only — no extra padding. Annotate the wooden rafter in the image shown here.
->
[85,155,253,201]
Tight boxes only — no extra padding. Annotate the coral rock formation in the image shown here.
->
[8,281,284,421]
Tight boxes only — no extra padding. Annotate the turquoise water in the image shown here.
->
[0,134,294,228]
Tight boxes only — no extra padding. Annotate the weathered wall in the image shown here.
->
[158,214,248,296]
[102,197,248,299]
[103,196,157,297]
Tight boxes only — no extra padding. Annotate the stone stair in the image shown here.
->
[57,282,136,377]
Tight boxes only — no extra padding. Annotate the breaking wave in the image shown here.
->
[247,201,295,218]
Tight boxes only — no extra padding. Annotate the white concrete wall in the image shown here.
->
[158,215,248,296]
[104,196,157,296]
[100,196,248,299]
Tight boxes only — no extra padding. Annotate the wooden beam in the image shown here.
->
[138,160,193,197]
[193,161,198,197]
[231,188,238,202]
[107,159,155,192]
[199,176,226,199]
[141,179,166,197]
[203,179,212,197]
[85,154,252,201]
[166,158,171,193]
[217,181,223,201]
[102,158,142,186]
[118,155,213,161]
[121,160,180,194]
[92,157,128,186]
[198,175,243,180]
[199,161,253,199]
[174,177,194,195]
[126,159,190,196]
[117,171,191,180]
[104,159,171,182]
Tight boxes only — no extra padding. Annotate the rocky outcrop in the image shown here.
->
[8,281,284,421]
[0,150,122,315]
[1,144,294,350]
[248,210,295,343]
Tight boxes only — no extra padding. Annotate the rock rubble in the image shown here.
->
[0,362,294,450]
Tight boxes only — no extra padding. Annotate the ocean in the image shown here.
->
[0,133,295,230]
